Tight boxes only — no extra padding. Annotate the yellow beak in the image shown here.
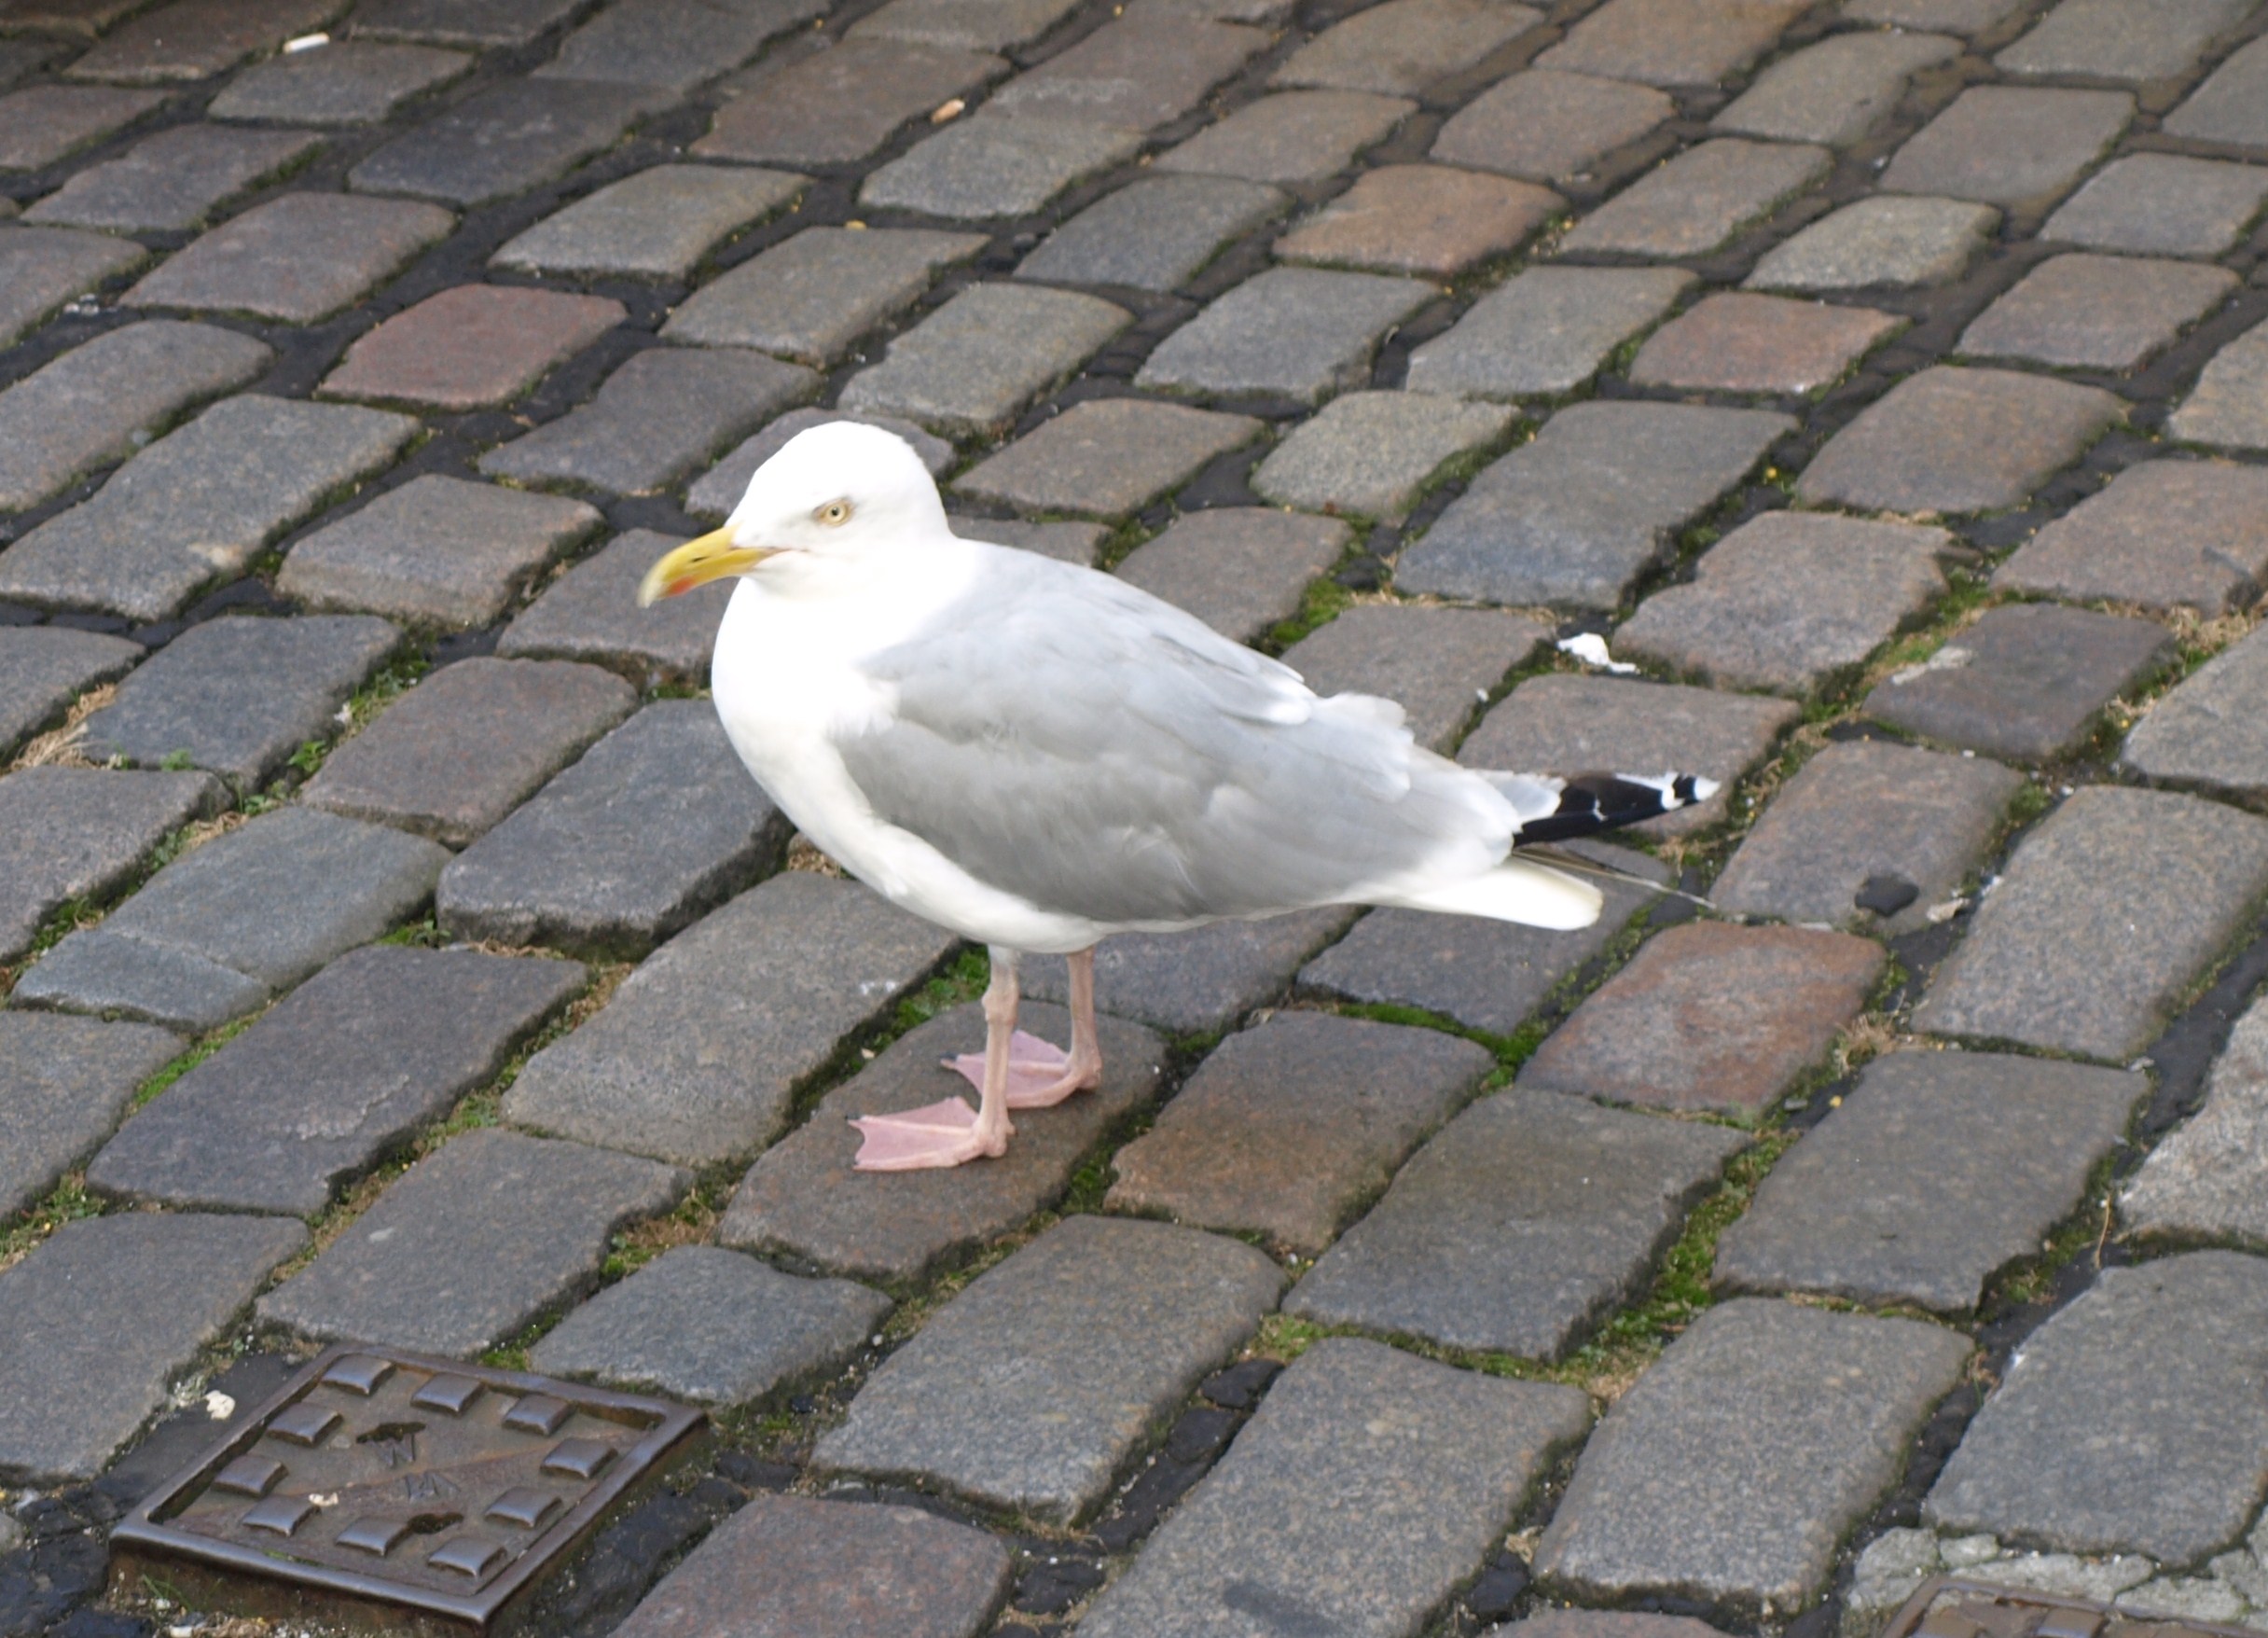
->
[636,528,773,606]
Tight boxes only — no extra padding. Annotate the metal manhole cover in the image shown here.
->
[1886,1577,2261,1638]
[111,1343,705,1632]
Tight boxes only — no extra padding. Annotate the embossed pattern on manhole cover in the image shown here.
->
[112,1344,704,1630]
[1887,1578,2260,1638]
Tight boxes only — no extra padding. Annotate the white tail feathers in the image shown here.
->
[1367,856,1603,931]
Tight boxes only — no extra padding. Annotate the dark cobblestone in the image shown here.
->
[0,226,146,346]
[660,224,986,362]
[492,162,807,280]
[349,77,658,206]
[0,767,223,965]
[0,626,139,758]
[495,527,731,680]
[1016,174,1285,291]
[207,39,469,125]
[0,84,165,171]
[123,191,456,323]
[0,1012,181,1221]
[694,38,1006,166]
[23,124,317,232]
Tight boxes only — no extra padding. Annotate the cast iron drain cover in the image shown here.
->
[1887,1577,2260,1638]
[112,1343,704,1632]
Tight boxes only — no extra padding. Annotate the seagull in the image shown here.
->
[640,422,1714,1172]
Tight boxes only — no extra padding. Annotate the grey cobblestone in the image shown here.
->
[2123,990,2268,1244]
[536,0,825,94]
[1016,174,1286,291]
[0,394,418,622]
[354,0,581,44]
[86,943,585,1214]
[1287,1086,1746,1356]
[0,319,270,514]
[0,1012,182,1221]
[1560,137,1830,258]
[0,767,224,965]
[256,1126,688,1357]
[0,84,164,170]
[2164,34,2268,148]
[840,282,1128,435]
[660,224,985,362]
[77,613,398,788]
[1431,67,1673,183]
[23,124,317,231]
[1915,785,2268,1060]
[0,1213,307,1484]
[1711,739,2023,936]
[505,871,958,1166]
[0,226,146,346]
[1082,1338,1591,1638]
[989,13,1265,130]
[690,407,953,519]
[1273,0,1541,95]
[16,804,449,1032]
[860,115,1141,220]
[719,1001,1164,1282]
[1400,400,1791,611]
[2169,318,2268,452]
[1744,195,2000,292]
[300,655,637,846]
[480,346,817,494]
[850,0,1084,52]
[348,77,657,205]
[1024,904,1356,1034]
[1254,391,1514,521]
[1536,1300,1971,1614]
[1711,30,1961,148]
[1156,89,1416,184]
[1404,266,1694,399]
[0,626,140,758]
[1995,0,2255,82]
[530,1245,890,1406]
[2042,154,2268,258]
[1881,86,2132,210]
[1995,459,2268,616]
[1957,253,2236,371]
[814,1215,1282,1521]
[1926,1251,2268,1563]
[123,191,456,323]
[1139,266,1430,403]
[955,396,1260,516]
[1279,603,1548,751]
[436,699,786,959]
[1535,0,1809,88]
[694,38,1006,165]
[491,163,807,280]
[2121,625,2268,801]
[62,0,336,82]
[1110,1012,1492,1254]
[495,528,730,680]
[1719,1048,2144,1312]
[1114,507,1351,643]
[278,474,603,630]
[207,39,469,125]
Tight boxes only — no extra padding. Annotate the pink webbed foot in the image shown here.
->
[943,1030,1099,1109]
[850,1098,1011,1171]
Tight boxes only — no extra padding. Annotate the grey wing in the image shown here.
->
[834,552,1513,924]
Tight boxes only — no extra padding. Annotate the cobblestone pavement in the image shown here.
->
[1,0,2266,1634]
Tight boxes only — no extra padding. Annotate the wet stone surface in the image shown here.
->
[504,871,959,1167]
[85,943,586,1215]
[0,1011,181,1221]
[17,804,449,1033]
[1862,602,2172,762]
[1108,1011,1493,1255]
[1400,399,1791,611]
[76,613,399,789]
[1711,739,2023,937]
[1915,784,2268,1061]
[1535,1299,1971,1614]
[1286,1086,1748,1357]
[1081,1338,1592,1637]
[1926,1251,2268,1564]
[300,656,637,847]
[256,1127,689,1358]
[530,1245,890,1406]
[437,700,786,960]
[1519,921,1884,1115]
[1717,1049,2144,1313]
[719,1001,1165,1283]
[813,1215,1283,1522]
[0,1213,307,1484]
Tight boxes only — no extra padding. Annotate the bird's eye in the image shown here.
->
[816,499,852,526]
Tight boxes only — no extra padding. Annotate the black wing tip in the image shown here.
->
[1513,770,1722,844]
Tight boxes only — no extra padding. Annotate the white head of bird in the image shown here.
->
[636,421,948,607]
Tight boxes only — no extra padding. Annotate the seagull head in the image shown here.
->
[637,421,948,605]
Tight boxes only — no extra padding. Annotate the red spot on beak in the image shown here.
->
[666,576,697,599]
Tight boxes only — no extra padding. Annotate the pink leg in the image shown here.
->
[945,946,1102,1108]
[851,948,1019,1171]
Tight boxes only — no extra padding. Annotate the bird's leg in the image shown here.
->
[945,946,1103,1108]
[850,947,1019,1171]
